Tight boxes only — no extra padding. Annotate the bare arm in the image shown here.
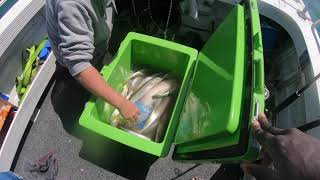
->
[75,66,140,121]
[54,2,139,121]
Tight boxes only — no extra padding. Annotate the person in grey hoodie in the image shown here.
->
[46,0,140,121]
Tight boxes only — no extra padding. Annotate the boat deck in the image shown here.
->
[10,65,240,180]
[3,1,252,179]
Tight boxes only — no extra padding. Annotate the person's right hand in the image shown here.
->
[242,113,320,180]
[118,99,140,122]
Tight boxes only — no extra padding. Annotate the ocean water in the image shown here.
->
[0,0,17,18]
[303,0,320,33]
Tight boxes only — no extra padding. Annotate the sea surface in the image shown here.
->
[304,0,320,33]
[0,0,17,18]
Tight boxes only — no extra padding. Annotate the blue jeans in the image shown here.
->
[0,171,24,180]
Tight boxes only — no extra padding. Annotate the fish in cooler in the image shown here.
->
[110,69,179,142]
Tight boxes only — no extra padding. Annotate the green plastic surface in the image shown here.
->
[79,32,198,157]
[174,5,245,149]
[79,0,264,162]
[173,0,265,163]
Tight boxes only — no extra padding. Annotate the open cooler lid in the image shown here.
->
[173,0,265,162]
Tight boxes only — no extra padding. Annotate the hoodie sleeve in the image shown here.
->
[57,0,94,76]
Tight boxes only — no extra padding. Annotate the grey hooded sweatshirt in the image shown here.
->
[46,0,115,76]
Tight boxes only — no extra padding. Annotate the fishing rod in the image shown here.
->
[297,119,320,132]
[271,71,320,116]
[267,71,320,132]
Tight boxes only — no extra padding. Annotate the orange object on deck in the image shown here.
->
[0,100,12,131]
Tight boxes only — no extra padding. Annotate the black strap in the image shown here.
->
[272,72,320,115]
[297,119,320,132]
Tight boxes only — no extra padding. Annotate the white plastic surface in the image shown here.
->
[0,0,56,171]
[258,0,320,138]
[0,54,56,171]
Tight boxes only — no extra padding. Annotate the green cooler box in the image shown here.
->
[79,0,265,163]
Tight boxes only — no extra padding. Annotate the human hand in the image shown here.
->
[118,99,140,122]
[241,113,320,180]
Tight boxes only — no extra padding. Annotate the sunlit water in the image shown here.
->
[304,0,320,33]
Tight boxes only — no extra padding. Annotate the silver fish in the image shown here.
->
[128,69,149,81]
[118,79,178,132]
[138,96,171,138]
[122,69,148,96]
[129,73,168,103]
[111,69,148,126]
[110,70,179,142]
[154,103,172,142]
[110,71,164,126]
[134,79,178,139]
[133,72,163,90]
[135,78,178,107]
[125,75,145,98]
